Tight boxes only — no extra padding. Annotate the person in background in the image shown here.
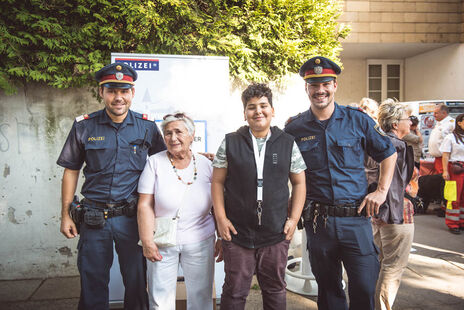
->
[373,99,415,310]
[137,112,220,309]
[360,97,380,122]
[57,63,166,309]
[360,97,381,186]
[212,83,306,310]
[440,113,464,235]
[284,56,397,310]
[428,104,454,173]
[403,115,423,170]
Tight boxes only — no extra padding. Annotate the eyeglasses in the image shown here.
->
[163,112,186,120]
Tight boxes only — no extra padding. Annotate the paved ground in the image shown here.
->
[1,210,463,310]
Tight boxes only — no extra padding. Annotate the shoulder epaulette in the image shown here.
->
[285,113,302,126]
[136,113,156,122]
[75,114,90,122]
[347,105,366,113]
[75,111,100,122]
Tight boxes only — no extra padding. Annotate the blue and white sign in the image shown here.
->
[115,58,159,71]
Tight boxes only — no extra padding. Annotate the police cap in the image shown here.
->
[299,56,341,84]
[95,63,137,89]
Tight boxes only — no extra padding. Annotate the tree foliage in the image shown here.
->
[0,0,349,94]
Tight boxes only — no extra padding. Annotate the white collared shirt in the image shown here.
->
[440,133,464,162]
[428,115,455,157]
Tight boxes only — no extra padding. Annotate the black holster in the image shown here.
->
[69,195,84,234]
[299,200,312,228]
[123,196,138,217]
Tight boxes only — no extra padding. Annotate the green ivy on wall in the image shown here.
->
[0,0,349,94]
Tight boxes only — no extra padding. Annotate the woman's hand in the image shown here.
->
[443,171,450,180]
[283,218,298,241]
[142,241,163,262]
[214,238,223,262]
[217,218,237,241]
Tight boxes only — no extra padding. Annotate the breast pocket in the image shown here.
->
[84,142,115,171]
[128,138,150,170]
[297,140,324,171]
[335,138,362,169]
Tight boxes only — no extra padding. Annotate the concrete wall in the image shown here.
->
[0,85,100,279]
[405,43,464,100]
[340,0,463,44]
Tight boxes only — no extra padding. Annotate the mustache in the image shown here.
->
[312,92,328,97]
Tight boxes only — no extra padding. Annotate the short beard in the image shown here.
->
[309,93,332,110]
[310,100,331,110]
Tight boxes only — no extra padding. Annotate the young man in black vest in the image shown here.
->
[211,83,307,310]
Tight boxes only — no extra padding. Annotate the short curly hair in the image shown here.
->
[378,98,408,133]
[241,83,273,109]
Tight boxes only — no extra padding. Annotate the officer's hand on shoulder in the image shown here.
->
[199,152,215,161]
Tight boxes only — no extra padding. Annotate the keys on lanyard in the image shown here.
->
[251,130,270,228]
[257,200,263,226]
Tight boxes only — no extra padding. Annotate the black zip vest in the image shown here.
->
[225,126,294,248]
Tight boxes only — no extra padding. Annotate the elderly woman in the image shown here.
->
[137,112,218,310]
[373,99,415,310]
[440,113,464,234]
[360,97,380,122]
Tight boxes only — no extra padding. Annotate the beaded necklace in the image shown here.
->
[168,152,197,185]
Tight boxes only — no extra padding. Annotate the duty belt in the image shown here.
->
[81,198,136,219]
[82,198,127,209]
[309,201,365,217]
[303,200,366,233]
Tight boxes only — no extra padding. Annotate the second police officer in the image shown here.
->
[57,63,166,310]
[285,56,397,310]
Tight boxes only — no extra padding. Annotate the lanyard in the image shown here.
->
[250,130,271,225]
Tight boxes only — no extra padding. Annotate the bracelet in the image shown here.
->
[217,236,222,240]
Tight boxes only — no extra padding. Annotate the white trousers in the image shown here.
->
[373,223,414,310]
[147,235,215,310]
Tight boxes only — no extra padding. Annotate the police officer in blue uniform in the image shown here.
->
[57,63,166,310]
[285,56,397,310]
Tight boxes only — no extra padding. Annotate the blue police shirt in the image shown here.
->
[285,103,395,204]
[57,109,166,203]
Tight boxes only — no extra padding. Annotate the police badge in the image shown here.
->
[115,72,124,80]
[314,66,323,75]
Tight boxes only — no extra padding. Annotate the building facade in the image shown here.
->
[336,0,464,105]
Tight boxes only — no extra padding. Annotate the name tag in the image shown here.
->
[88,136,105,141]
[300,136,316,142]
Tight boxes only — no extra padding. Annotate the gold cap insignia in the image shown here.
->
[116,65,122,71]
[315,59,321,64]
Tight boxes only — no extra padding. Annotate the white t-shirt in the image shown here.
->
[439,133,464,162]
[428,115,455,157]
[138,151,215,245]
